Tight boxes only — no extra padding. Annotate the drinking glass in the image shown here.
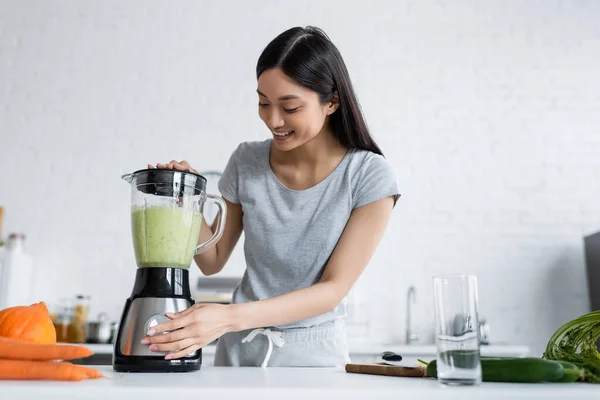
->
[433,274,482,386]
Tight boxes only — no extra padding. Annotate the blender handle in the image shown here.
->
[195,194,227,255]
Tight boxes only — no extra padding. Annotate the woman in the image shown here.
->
[142,26,400,367]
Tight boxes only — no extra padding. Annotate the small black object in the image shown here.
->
[381,351,403,362]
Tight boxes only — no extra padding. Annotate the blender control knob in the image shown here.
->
[146,314,171,335]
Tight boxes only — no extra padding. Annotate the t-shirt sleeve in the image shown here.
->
[353,154,401,209]
[218,145,241,204]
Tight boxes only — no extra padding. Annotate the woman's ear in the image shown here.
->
[326,91,340,115]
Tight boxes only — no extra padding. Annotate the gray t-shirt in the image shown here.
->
[218,139,401,329]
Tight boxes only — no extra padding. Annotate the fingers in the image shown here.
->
[149,337,198,353]
[148,160,197,173]
[176,160,189,169]
[168,160,179,170]
[142,326,190,344]
[180,161,199,174]
[147,312,194,336]
[146,304,210,335]
[166,344,202,360]
[171,160,195,172]
[166,304,207,320]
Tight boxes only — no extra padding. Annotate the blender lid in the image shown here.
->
[123,168,207,196]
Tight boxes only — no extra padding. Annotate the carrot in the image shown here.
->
[0,336,94,361]
[0,359,104,381]
[83,365,104,379]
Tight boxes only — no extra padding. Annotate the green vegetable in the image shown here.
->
[426,359,435,377]
[554,362,583,382]
[426,354,566,383]
[542,310,600,383]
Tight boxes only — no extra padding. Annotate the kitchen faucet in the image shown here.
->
[406,285,419,345]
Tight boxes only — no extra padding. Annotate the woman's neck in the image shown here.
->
[269,127,349,191]
[270,127,347,167]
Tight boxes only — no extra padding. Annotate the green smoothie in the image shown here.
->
[131,206,202,269]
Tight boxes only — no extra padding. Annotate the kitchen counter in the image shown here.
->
[1,365,597,400]
[81,341,530,358]
[72,342,531,367]
[343,340,530,358]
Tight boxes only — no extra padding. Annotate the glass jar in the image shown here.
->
[54,298,74,343]
[67,295,90,343]
[0,206,4,247]
[6,233,25,252]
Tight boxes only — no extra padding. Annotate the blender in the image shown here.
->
[113,168,226,372]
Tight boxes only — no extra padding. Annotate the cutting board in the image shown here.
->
[345,362,429,378]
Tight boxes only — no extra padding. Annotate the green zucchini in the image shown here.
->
[427,353,565,383]
[553,362,582,383]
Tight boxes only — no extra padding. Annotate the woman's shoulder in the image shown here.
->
[346,148,395,176]
[228,139,271,168]
[218,139,271,202]
[231,139,271,160]
[345,148,401,207]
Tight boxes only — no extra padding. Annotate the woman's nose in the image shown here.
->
[268,110,285,130]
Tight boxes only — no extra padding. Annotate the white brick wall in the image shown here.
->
[1,0,599,356]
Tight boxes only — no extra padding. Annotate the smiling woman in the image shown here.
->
[144,26,401,368]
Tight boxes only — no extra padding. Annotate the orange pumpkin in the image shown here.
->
[0,302,57,344]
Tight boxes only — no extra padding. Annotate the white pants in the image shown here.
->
[213,319,350,367]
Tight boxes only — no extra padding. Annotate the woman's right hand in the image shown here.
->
[147,160,199,174]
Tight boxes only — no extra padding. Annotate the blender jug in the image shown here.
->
[122,168,227,269]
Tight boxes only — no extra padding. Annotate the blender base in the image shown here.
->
[113,352,202,373]
[113,267,202,373]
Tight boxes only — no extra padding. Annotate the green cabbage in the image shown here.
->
[543,310,600,383]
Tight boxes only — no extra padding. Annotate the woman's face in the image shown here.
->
[257,68,338,151]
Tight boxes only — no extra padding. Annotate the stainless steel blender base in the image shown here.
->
[113,296,202,372]
[118,297,191,356]
[113,268,201,372]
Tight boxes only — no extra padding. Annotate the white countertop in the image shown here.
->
[1,365,597,400]
[81,341,531,359]
[343,340,530,358]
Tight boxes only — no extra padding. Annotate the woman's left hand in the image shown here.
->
[141,303,235,359]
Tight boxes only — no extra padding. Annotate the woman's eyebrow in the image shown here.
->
[256,89,301,101]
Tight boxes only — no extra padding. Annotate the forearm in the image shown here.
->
[229,280,345,331]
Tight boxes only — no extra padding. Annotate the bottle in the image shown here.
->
[0,207,5,309]
[54,298,74,343]
[6,233,25,252]
[0,206,4,247]
[0,231,34,310]
[67,295,90,343]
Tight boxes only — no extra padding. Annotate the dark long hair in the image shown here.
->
[256,26,383,156]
